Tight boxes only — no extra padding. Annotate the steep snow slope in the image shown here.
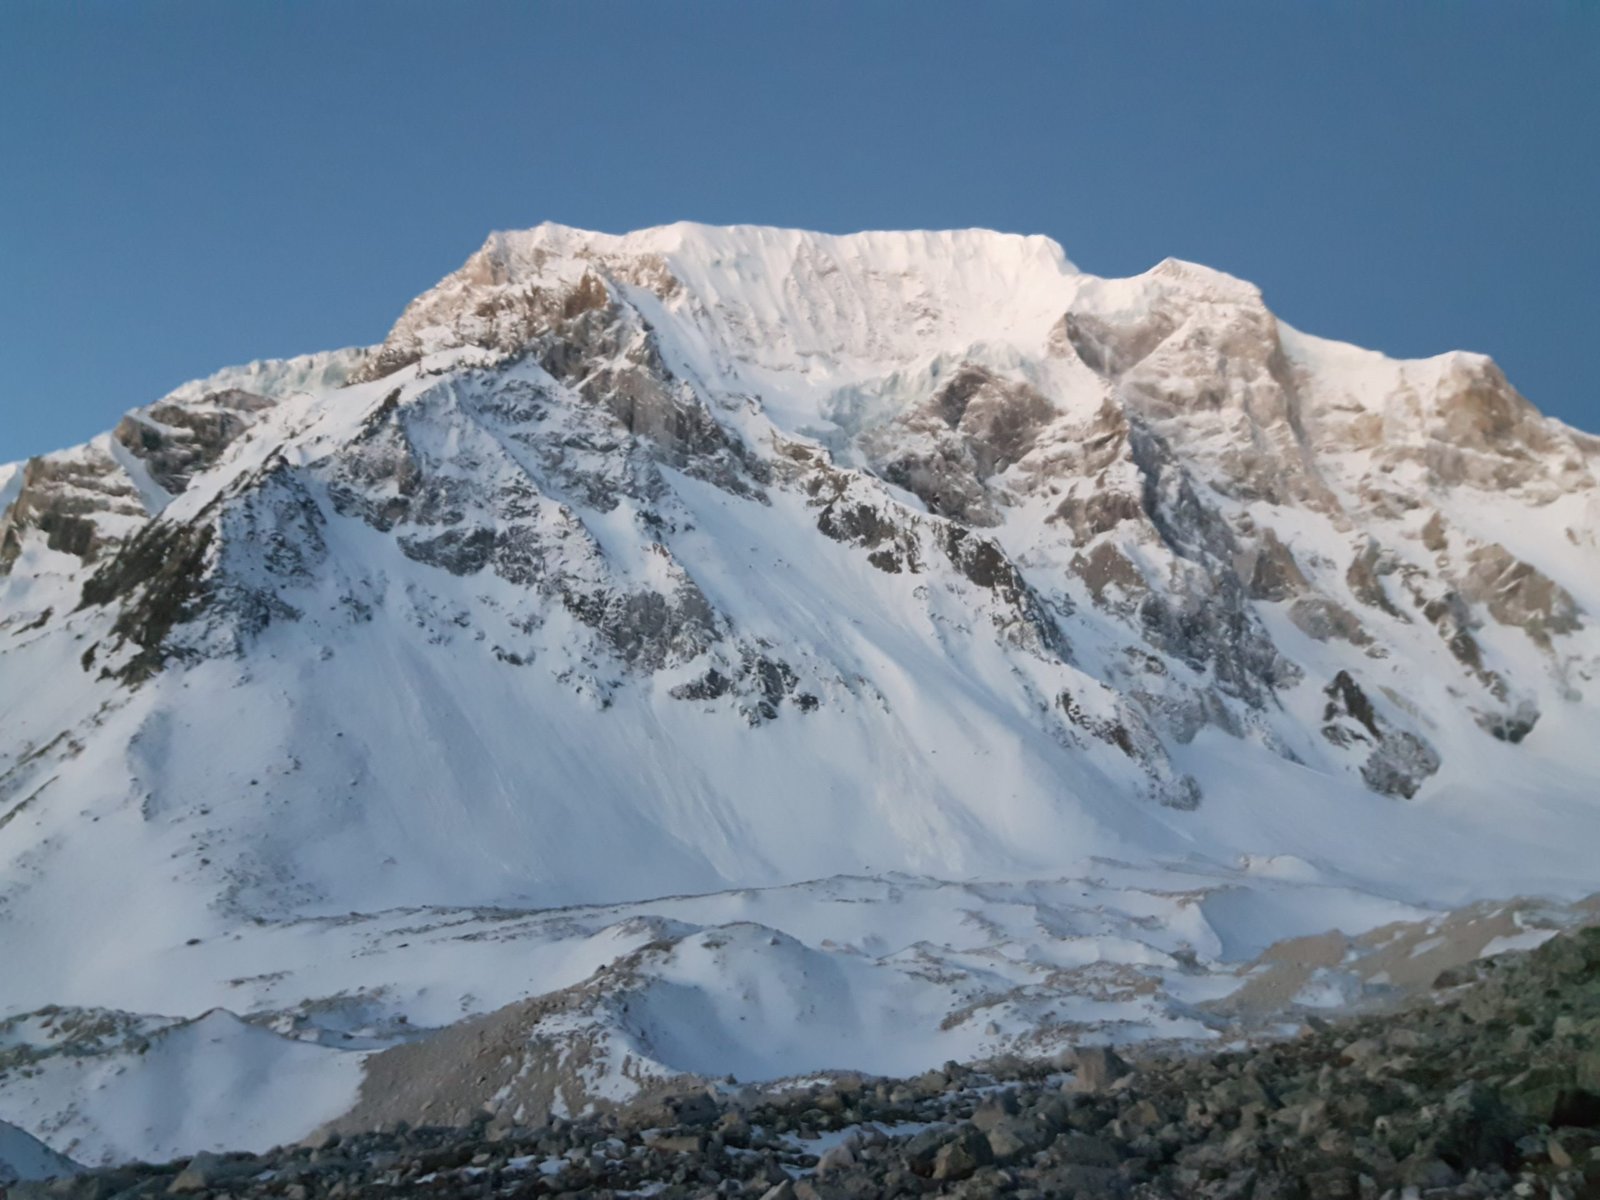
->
[1,223,1596,1162]
[0,1118,80,1183]
[0,1011,360,1168]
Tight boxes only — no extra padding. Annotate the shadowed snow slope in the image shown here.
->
[0,1118,80,1183]
[1,223,1597,1163]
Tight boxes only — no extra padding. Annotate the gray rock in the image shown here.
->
[1053,1133,1119,1168]
[647,1132,704,1154]
[969,1090,1020,1132]
[1069,1045,1130,1094]
[984,1115,1050,1164]
[901,1126,949,1171]
[1336,1037,1381,1064]
[814,1141,855,1176]
[167,1154,227,1194]
[298,1128,340,1152]
[1397,1153,1459,1190]
[930,1126,992,1182]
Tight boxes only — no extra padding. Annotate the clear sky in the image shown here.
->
[2,1,1597,463]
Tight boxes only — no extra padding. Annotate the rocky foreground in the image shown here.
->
[10,926,1600,1200]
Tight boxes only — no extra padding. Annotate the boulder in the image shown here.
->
[1069,1045,1130,1094]
[930,1127,993,1182]
[984,1115,1051,1163]
[969,1090,1020,1132]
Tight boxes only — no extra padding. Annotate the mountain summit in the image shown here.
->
[2,224,1597,1163]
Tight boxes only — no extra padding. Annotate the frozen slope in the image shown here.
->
[1,223,1597,1161]
[0,1118,80,1183]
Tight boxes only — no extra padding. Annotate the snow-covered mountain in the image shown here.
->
[2,223,1597,1164]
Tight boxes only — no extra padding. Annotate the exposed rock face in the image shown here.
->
[112,389,275,495]
[862,364,1055,526]
[1052,259,1341,514]
[1,350,362,590]
[1345,537,1406,619]
[1244,528,1309,602]
[0,449,147,573]
[1320,670,1441,798]
[76,517,217,684]
[346,234,679,386]
[1414,355,1596,495]
[1460,542,1582,648]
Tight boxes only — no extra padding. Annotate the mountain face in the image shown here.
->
[2,224,1598,1164]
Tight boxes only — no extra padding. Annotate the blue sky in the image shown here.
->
[2,1,1596,462]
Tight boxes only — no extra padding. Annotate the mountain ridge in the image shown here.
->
[1,222,1596,1164]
